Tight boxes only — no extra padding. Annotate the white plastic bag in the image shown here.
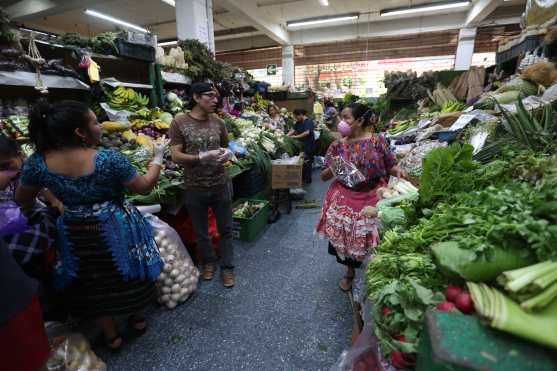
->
[47,333,106,371]
[146,214,199,309]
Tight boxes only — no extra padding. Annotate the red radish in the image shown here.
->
[394,335,406,342]
[455,292,475,314]
[383,305,391,316]
[445,284,464,302]
[390,352,409,369]
[436,301,458,312]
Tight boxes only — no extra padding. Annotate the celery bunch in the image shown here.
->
[468,282,557,350]
[497,261,557,311]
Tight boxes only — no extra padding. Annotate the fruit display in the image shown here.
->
[0,115,29,140]
[106,86,150,111]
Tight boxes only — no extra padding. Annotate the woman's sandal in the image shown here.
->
[339,275,354,292]
[128,316,147,337]
[105,335,123,352]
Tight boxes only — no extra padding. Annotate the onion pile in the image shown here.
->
[155,230,199,309]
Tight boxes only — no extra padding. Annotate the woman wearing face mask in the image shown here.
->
[15,100,167,350]
[316,103,406,291]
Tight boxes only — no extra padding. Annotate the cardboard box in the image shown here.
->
[271,160,303,189]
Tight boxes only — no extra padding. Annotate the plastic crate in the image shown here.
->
[233,168,266,199]
[232,199,269,242]
[115,39,155,62]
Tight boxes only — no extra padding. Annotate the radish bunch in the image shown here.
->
[154,230,199,309]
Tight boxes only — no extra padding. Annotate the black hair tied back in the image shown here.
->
[29,99,92,153]
[348,103,376,128]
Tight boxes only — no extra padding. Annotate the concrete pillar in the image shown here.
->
[454,27,477,71]
[175,0,215,54]
[282,45,294,88]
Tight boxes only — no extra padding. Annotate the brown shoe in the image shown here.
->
[202,263,216,281]
[221,268,235,288]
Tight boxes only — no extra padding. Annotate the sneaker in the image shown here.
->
[202,263,216,281]
[221,268,235,288]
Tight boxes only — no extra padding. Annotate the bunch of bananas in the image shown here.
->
[108,86,149,111]
[441,100,466,113]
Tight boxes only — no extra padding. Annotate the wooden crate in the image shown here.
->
[271,160,303,189]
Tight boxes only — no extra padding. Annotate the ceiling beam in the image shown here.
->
[218,0,290,45]
[466,0,503,26]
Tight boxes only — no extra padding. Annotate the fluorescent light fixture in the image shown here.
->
[319,0,329,6]
[19,27,56,37]
[380,1,470,17]
[287,13,359,28]
[161,0,175,6]
[85,9,150,33]
[158,40,178,46]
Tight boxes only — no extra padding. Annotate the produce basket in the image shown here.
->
[115,39,155,62]
[232,199,270,242]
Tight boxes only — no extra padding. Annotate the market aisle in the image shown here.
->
[98,174,353,370]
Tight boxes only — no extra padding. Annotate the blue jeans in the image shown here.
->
[183,183,234,269]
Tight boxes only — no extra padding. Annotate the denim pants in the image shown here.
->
[183,183,234,269]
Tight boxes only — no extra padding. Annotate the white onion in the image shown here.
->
[161,240,170,249]
[166,300,177,309]
[170,293,181,301]
[178,295,187,303]
[160,294,170,303]
[176,274,186,283]
[159,272,167,281]
[161,286,171,294]
[166,254,176,263]
[171,284,181,293]
[155,236,162,244]
[164,278,173,286]
[163,264,172,273]
[170,269,180,278]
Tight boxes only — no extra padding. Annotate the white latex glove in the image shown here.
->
[199,148,224,163]
[152,135,170,166]
[217,148,233,163]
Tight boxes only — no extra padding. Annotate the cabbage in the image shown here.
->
[160,112,173,125]
[167,92,178,102]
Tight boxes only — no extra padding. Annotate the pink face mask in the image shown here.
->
[338,120,351,137]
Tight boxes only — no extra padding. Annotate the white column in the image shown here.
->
[454,27,477,71]
[282,45,294,88]
[175,0,215,54]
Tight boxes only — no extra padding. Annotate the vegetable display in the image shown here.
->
[233,201,265,219]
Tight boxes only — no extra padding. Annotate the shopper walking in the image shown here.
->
[169,82,235,288]
[316,103,406,291]
[288,108,315,184]
[15,100,166,350]
[0,239,51,371]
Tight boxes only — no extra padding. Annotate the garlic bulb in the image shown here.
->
[167,300,177,309]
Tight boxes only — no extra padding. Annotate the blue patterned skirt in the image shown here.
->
[54,200,162,318]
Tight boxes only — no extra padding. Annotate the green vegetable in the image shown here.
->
[497,261,557,311]
[496,78,539,96]
[475,91,521,109]
[432,241,535,282]
[468,282,557,350]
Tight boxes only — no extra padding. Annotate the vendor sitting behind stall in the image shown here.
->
[264,104,286,132]
[288,108,315,184]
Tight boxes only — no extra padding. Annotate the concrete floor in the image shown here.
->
[98,175,352,370]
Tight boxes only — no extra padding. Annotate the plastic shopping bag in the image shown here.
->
[330,156,366,189]
[47,333,106,371]
[146,214,199,309]
[0,201,29,236]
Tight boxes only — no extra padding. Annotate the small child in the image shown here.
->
[0,135,58,280]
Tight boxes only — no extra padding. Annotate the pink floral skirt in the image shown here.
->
[316,179,385,262]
